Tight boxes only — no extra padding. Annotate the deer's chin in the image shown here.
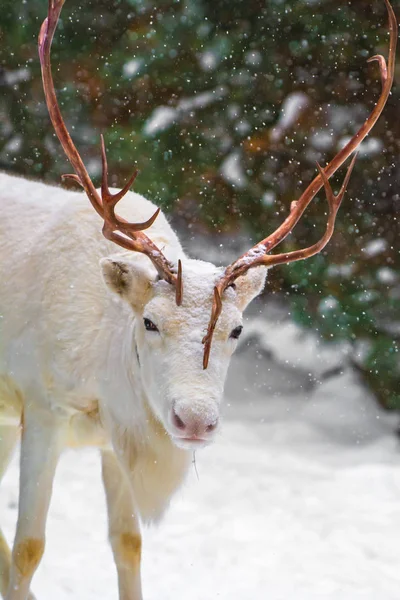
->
[171,436,212,451]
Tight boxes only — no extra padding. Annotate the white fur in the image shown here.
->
[0,172,266,599]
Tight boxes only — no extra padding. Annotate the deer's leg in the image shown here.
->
[0,426,20,599]
[101,450,143,600]
[6,409,63,600]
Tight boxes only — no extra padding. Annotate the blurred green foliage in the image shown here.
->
[1,0,399,407]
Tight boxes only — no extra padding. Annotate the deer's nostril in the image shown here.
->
[173,411,186,430]
[206,420,218,433]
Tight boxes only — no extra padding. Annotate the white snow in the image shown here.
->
[318,295,340,313]
[220,151,247,189]
[3,68,31,85]
[198,50,219,71]
[240,316,350,378]
[311,131,334,151]
[144,88,227,136]
[123,58,144,79]
[143,106,177,136]
[338,136,384,158]
[377,267,397,284]
[1,359,399,599]
[362,238,388,258]
[261,190,276,207]
[327,263,356,278]
[271,92,310,142]
[179,90,220,112]
[244,51,262,67]
[2,135,23,155]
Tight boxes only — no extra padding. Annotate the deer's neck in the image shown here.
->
[96,297,191,521]
[95,296,147,435]
[97,295,174,447]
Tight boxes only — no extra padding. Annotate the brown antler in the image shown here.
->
[203,0,397,369]
[38,0,183,305]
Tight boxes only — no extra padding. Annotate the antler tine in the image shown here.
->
[100,134,112,201]
[176,260,183,306]
[62,173,85,188]
[100,134,140,207]
[202,0,397,368]
[39,0,183,301]
[202,287,223,369]
[367,55,388,87]
[109,171,140,205]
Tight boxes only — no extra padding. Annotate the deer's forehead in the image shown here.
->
[143,261,240,334]
[151,262,225,305]
[144,290,240,335]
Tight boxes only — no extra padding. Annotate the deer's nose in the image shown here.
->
[171,402,219,440]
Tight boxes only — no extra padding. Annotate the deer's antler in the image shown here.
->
[38,0,183,305]
[203,0,397,369]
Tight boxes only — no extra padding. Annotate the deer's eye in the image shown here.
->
[144,318,159,332]
[230,325,243,340]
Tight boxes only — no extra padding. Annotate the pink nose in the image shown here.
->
[171,403,219,439]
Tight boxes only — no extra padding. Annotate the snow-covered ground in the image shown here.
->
[1,305,399,600]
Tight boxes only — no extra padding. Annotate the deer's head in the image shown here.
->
[38,0,397,449]
[100,247,266,448]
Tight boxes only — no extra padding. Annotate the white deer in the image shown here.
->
[0,0,396,599]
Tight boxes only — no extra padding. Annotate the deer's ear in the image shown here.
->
[234,266,267,311]
[100,255,157,311]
